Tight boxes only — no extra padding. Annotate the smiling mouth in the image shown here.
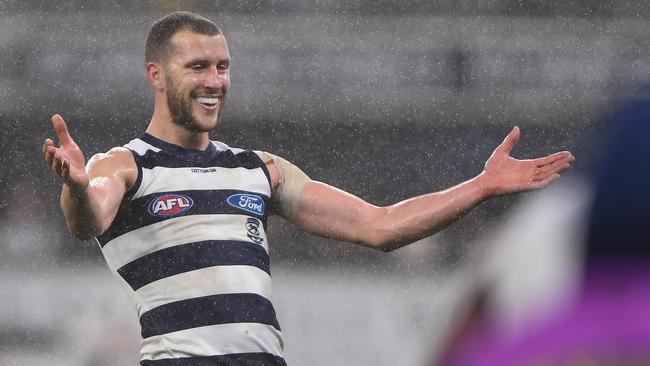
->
[195,96,220,109]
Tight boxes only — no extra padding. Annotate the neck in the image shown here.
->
[146,98,211,150]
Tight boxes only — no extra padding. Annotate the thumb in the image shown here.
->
[496,126,520,155]
[52,114,73,145]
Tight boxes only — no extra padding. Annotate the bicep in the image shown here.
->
[262,151,383,247]
[289,181,381,247]
[85,149,136,228]
[85,175,126,217]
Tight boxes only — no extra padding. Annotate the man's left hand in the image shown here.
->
[480,126,575,196]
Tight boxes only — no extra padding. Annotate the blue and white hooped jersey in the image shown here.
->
[95,133,286,366]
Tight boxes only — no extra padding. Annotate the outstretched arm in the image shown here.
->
[277,127,573,251]
[43,114,136,240]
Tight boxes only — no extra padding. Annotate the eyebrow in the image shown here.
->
[183,58,230,67]
[184,58,209,66]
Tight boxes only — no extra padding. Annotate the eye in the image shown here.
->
[217,61,230,72]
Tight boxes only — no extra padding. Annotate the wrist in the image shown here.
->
[474,172,498,200]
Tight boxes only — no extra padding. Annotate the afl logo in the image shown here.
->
[148,194,194,217]
[227,193,265,216]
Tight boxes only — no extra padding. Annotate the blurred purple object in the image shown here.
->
[444,92,650,366]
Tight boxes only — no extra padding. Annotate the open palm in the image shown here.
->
[42,114,89,191]
[482,127,574,196]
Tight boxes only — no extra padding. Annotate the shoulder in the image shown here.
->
[210,140,269,167]
[258,150,311,192]
[256,151,311,219]
[89,135,156,166]
[88,147,135,168]
[87,147,137,187]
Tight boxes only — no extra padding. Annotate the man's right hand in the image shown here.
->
[43,114,136,239]
[43,114,89,192]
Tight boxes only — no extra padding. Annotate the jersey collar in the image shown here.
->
[140,132,217,160]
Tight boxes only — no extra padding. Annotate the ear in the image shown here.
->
[146,62,165,91]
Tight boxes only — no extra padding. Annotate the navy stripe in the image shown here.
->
[140,353,287,366]
[136,148,264,170]
[124,148,143,202]
[97,190,269,246]
[118,240,270,291]
[139,132,218,161]
[249,150,272,192]
[140,293,281,339]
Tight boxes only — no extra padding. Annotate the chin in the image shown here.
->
[190,118,220,133]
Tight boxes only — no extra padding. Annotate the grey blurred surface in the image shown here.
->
[1,11,649,124]
[0,265,464,366]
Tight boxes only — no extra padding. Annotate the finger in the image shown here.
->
[51,152,64,178]
[51,114,73,145]
[61,159,70,182]
[496,126,520,155]
[45,145,57,167]
[532,173,560,189]
[42,138,54,154]
[536,159,571,177]
[52,149,69,178]
[535,151,574,167]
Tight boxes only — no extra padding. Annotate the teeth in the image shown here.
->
[197,97,219,105]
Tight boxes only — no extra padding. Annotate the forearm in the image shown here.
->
[60,181,107,240]
[291,128,573,251]
[369,174,492,251]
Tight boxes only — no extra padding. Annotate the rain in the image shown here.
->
[1,1,649,365]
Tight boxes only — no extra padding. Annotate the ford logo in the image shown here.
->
[148,194,194,217]
[227,193,265,216]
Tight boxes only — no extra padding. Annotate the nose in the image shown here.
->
[204,65,224,89]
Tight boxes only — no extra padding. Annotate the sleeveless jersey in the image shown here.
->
[95,133,286,366]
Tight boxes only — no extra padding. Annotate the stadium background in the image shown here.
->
[0,1,648,365]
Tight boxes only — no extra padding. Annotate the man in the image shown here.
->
[42,11,574,366]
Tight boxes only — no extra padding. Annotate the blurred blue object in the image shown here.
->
[586,86,650,260]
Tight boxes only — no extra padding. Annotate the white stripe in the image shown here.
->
[125,138,161,156]
[211,140,246,154]
[102,214,269,272]
[134,266,272,315]
[133,166,270,199]
[211,140,229,151]
[140,323,284,361]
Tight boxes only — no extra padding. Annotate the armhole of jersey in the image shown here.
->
[123,149,143,202]
[253,150,273,196]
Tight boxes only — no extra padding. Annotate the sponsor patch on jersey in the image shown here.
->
[245,218,264,244]
[148,194,194,217]
[227,193,265,216]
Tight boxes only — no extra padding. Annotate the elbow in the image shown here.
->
[375,239,401,253]
[358,230,399,253]
[65,221,100,241]
[61,208,104,241]
[73,232,95,241]
[356,207,400,253]
[375,243,397,253]
[68,226,95,241]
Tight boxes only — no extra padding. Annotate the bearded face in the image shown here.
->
[165,76,220,133]
[160,31,230,133]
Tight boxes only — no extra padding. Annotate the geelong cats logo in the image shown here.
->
[245,218,264,245]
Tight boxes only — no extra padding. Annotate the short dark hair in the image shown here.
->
[145,11,221,64]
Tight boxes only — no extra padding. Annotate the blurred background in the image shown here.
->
[1,1,649,365]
